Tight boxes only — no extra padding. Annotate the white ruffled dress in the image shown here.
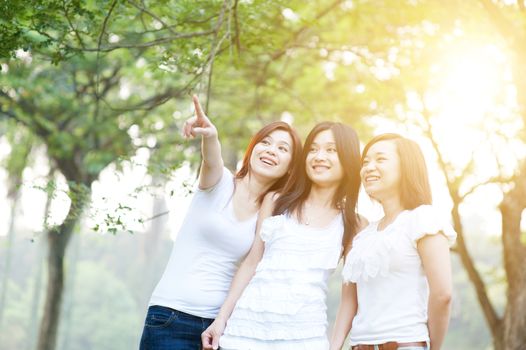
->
[219,214,344,350]
[342,205,457,345]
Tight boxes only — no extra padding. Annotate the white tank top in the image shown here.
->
[149,168,257,318]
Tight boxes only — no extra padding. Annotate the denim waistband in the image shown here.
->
[149,305,215,321]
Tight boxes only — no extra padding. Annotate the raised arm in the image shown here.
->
[201,192,277,350]
[418,233,453,350]
[182,95,223,189]
[330,282,358,350]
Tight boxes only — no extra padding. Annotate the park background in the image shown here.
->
[1,0,524,349]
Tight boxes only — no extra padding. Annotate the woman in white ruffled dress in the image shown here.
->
[330,133,457,350]
[201,122,366,350]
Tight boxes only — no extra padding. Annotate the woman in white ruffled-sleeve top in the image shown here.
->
[330,133,457,350]
[201,122,366,350]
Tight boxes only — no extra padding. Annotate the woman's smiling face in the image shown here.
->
[360,140,402,202]
[305,129,343,187]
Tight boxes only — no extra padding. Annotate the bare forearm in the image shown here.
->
[215,262,257,322]
[329,283,357,350]
[428,294,452,350]
[201,135,223,169]
[198,135,223,189]
[329,307,354,350]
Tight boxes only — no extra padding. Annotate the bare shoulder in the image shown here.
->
[357,214,369,232]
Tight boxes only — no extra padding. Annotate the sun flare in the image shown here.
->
[424,42,520,177]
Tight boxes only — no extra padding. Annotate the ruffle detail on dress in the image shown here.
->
[254,268,328,284]
[223,323,327,341]
[408,205,457,247]
[223,275,329,341]
[220,213,342,347]
[233,282,327,315]
[257,247,341,271]
[259,215,287,242]
[220,334,329,350]
[341,224,394,283]
[227,307,326,324]
[257,214,343,271]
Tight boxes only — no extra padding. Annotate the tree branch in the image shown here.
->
[95,0,119,100]
[62,0,86,49]
[127,0,179,36]
[420,104,503,340]
[0,95,50,139]
[270,0,345,63]
[460,175,512,201]
[32,28,217,53]
[233,0,241,55]
[204,0,230,113]
[102,74,201,113]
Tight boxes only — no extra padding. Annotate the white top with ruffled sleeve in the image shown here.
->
[342,205,456,346]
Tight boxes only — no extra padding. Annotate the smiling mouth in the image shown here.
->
[365,175,380,183]
[312,165,330,171]
[260,156,277,166]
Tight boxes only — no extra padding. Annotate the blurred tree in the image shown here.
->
[477,1,526,349]
[6,0,524,349]
[1,2,367,349]
[0,123,33,328]
[1,1,227,349]
[363,1,526,348]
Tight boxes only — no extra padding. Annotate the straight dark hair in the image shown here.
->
[361,133,432,209]
[235,121,303,205]
[273,122,361,256]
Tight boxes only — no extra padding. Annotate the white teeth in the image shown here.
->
[260,157,276,166]
[313,165,329,171]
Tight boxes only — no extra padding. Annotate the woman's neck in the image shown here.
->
[379,196,404,227]
[237,173,273,203]
[306,184,338,209]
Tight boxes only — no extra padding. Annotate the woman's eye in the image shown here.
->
[261,140,270,145]
[279,146,289,152]
[328,148,337,153]
[309,147,318,153]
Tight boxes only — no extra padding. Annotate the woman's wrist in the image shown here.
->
[214,313,228,324]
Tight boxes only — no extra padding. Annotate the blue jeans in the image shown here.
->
[139,305,214,350]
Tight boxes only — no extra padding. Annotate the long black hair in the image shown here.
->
[273,122,361,255]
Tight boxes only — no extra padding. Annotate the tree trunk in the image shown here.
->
[500,167,526,350]
[450,200,504,350]
[138,185,168,305]
[27,239,45,350]
[58,232,81,350]
[36,199,85,350]
[0,192,19,328]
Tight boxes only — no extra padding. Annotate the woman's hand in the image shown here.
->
[182,95,223,189]
[201,318,226,350]
[182,95,217,139]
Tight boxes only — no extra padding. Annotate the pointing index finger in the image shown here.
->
[192,94,206,121]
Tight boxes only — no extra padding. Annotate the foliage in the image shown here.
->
[2,0,526,349]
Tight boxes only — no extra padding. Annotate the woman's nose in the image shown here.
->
[313,150,326,160]
[266,145,277,156]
